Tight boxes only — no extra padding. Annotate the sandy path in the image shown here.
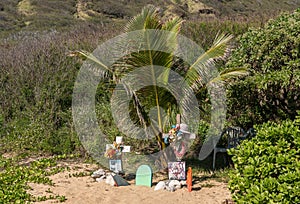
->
[28,162,232,204]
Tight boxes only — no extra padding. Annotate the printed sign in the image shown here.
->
[168,161,186,180]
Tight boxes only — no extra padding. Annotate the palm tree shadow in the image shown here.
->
[185,152,231,172]
[192,186,202,191]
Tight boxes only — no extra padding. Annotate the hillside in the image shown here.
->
[1,0,299,37]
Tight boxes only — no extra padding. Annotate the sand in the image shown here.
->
[28,162,233,204]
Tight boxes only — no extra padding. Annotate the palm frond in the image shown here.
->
[118,10,183,132]
[210,33,234,60]
[76,50,113,73]
[158,17,183,84]
[162,17,183,33]
[190,33,233,70]
[217,67,249,82]
[185,33,234,91]
[124,5,161,32]
[208,68,248,87]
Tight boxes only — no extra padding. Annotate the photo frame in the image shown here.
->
[109,159,123,173]
[168,161,186,180]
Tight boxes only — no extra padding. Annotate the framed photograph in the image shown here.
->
[109,159,122,173]
[168,161,186,180]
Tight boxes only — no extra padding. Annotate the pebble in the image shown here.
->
[169,180,181,190]
[154,181,166,191]
[96,175,106,182]
[105,174,116,186]
[91,169,105,178]
[165,186,175,192]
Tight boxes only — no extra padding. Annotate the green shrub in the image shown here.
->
[226,8,300,127]
[228,115,300,203]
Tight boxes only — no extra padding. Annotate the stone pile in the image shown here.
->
[91,169,129,186]
[91,169,116,186]
[92,169,186,191]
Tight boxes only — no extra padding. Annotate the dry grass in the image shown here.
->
[17,0,36,16]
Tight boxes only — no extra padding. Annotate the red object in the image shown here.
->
[187,167,192,192]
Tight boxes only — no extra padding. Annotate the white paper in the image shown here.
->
[122,146,131,152]
[189,133,196,139]
[116,136,123,144]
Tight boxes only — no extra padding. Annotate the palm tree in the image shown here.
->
[77,5,247,153]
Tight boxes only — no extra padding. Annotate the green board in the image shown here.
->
[135,165,152,187]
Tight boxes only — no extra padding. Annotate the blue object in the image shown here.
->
[164,136,169,144]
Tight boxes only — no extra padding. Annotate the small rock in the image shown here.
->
[165,180,170,186]
[165,186,175,192]
[154,181,166,191]
[169,180,181,190]
[180,180,186,186]
[91,174,100,178]
[91,169,105,178]
[106,174,116,186]
[96,175,106,182]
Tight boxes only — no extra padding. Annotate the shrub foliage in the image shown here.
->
[228,115,300,203]
[226,8,300,127]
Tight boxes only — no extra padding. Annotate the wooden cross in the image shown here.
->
[105,136,131,173]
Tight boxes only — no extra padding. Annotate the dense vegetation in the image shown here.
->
[0,23,120,155]
[0,8,263,156]
[226,8,300,128]
[227,9,300,203]
[0,1,299,203]
[228,114,300,203]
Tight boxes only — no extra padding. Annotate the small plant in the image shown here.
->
[0,155,73,203]
[69,172,90,178]
[45,188,53,193]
